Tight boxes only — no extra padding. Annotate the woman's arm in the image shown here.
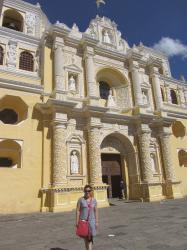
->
[76,201,80,227]
[94,202,99,229]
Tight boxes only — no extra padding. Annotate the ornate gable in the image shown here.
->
[85,15,129,54]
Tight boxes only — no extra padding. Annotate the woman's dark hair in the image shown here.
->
[84,184,93,192]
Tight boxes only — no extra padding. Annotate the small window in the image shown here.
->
[170,89,178,104]
[0,46,4,65]
[19,51,34,72]
[0,109,18,124]
[99,81,110,100]
[0,157,13,167]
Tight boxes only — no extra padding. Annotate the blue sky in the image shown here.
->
[25,0,187,80]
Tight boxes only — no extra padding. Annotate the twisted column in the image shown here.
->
[52,122,67,185]
[138,126,153,182]
[159,129,176,182]
[88,127,102,185]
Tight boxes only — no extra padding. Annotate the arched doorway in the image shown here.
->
[101,133,138,200]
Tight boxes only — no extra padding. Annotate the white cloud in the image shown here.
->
[153,37,187,58]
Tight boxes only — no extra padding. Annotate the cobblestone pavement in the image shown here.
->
[0,198,187,250]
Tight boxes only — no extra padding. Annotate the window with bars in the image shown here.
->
[0,46,4,65]
[19,51,34,72]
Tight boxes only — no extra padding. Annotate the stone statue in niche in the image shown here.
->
[150,153,157,173]
[7,42,17,67]
[25,12,36,35]
[107,89,116,108]
[103,30,111,44]
[142,90,148,105]
[70,151,79,174]
[69,75,76,92]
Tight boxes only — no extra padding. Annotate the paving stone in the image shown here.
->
[0,198,187,249]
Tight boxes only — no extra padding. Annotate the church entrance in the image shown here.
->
[101,153,123,198]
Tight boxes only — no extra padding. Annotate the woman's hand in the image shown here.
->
[96,221,99,229]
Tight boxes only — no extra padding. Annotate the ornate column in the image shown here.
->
[178,86,186,107]
[159,127,176,182]
[165,83,172,104]
[184,88,187,105]
[52,113,68,186]
[53,37,65,92]
[88,118,103,185]
[150,66,163,110]
[84,46,97,98]
[138,124,153,182]
[129,60,142,106]
[158,127,182,199]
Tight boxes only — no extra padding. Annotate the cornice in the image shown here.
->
[160,75,186,87]
[0,27,41,47]
[0,66,40,80]
[0,77,43,94]
[4,0,42,15]
[94,45,127,61]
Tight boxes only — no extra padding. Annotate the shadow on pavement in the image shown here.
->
[50,248,68,250]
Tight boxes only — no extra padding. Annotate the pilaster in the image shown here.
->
[84,46,98,98]
[149,66,163,111]
[129,60,142,106]
[53,37,65,93]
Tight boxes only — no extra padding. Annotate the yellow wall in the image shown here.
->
[171,119,187,196]
[0,88,43,213]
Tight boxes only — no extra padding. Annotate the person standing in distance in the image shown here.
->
[76,185,98,250]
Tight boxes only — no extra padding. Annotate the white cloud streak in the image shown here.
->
[153,37,187,58]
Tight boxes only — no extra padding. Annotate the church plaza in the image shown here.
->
[0,198,187,250]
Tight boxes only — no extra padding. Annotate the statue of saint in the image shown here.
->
[107,89,116,108]
[70,151,79,174]
[142,91,148,105]
[103,30,111,44]
[69,75,76,91]
[150,153,157,173]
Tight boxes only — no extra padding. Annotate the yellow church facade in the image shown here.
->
[0,0,187,214]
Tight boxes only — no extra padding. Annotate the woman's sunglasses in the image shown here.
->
[85,189,92,193]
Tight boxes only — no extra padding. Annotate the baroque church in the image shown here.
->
[0,0,187,213]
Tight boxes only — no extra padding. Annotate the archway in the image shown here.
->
[2,9,23,32]
[100,132,138,200]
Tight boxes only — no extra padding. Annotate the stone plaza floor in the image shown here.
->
[0,198,187,250]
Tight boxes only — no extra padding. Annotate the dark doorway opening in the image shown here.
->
[101,153,122,198]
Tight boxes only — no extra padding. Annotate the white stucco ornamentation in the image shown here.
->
[25,12,36,35]
[7,41,17,68]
